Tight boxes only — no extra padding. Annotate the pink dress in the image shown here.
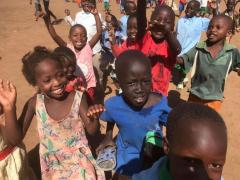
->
[67,43,96,89]
[35,91,105,179]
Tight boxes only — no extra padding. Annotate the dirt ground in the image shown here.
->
[0,0,240,179]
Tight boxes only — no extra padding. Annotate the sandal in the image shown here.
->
[96,146,117,171]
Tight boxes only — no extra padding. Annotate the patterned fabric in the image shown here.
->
[35,91,105,179]
[0,116,35,180]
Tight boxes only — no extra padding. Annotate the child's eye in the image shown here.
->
[43,78,51,83]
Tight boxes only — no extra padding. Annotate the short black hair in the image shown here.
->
[210,14,234,32]
[151,5,175,21]
[53,46,76,65]
[69,24,86,36]
[166,103,227,145]
[187,0,201,9]
[22,46,61,86]
[124,1,137,15]
[127,14,137,25]
[115,50,151,81]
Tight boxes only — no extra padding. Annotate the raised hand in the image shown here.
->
[0,79,17,111]
[86,104,105,120]
[90,8,98,16]
[64,9,70,16]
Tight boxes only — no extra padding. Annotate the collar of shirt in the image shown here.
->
[196,41,236,58]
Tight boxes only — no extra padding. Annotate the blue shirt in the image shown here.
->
[132,156,172,180]
[177,16,210,56]
[120,15,129,39]
[100,94,170,176]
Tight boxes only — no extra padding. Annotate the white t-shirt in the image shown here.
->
[199,0,208,8]
[65,11,105,55]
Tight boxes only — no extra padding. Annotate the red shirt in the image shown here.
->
[112,39,140,57]
[140,32,176,96]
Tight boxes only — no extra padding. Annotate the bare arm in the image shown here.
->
[79,93,101,135]
[88,9,103,49]
[137,0,147,41]
[0,80,22,146]
[43,15,67,47]
[165,31,181,56]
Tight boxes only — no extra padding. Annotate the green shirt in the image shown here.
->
[182,41,240,100]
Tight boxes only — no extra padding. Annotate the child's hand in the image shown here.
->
[176,57,184,65]
[96,136,116,155]
[0,79,17,111]
[87,105,105,120]
[90,8,98,16]
[64,9,70,16]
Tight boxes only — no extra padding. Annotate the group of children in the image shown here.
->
[1,0,240,179]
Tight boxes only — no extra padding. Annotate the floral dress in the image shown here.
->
[35,91,105,180]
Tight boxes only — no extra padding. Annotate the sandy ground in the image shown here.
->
[0,0,240,179]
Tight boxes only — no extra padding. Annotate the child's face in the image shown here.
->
[62,57,76,80]
[69,27,87,51]
[81,0,94,13]
[127,17,138,43]
[185,2,199,18]
[207,17,231,44]
[165,122,227,180]
[35,58,68,99]
[150,10,174,42]
[125,3,137,15]
[119,61,151,108]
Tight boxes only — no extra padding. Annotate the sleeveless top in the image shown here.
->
[35,91,104,179]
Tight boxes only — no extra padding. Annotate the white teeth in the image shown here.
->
[136,97,144,103]
[53,88,63,94]
[76,42,82,46]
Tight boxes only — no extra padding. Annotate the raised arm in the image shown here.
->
[0,80,22,146]
[88,9,103,49]
[137,0,147,41]
[43,15,67,47]
[79,93,101,135]
[166,31,181,56]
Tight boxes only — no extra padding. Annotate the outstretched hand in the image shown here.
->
[0,79,17,111]
[87,104,105,120]
[90,8,98,16]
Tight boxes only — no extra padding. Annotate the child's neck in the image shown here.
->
[206,39,225,59]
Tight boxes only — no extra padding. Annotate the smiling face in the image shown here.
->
[127,16,138,43]
[206,16,232,44]
[35,58,68,99]
[165,121,227,180]
[69,26,87,52]
[150,7,175,42]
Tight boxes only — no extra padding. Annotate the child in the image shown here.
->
[0,80,35,180]
[175,0,210,89]
[64,0,106,93]
[223,0,240,42]
[43,7,102,102]
[111,14,140,57]
[6,46,105,179]
[133,103,227,180]
[97,50,171,176]
[52,47,87,93]
[177,15,240,112]
[120,0,137,40]
[137,1,181,96]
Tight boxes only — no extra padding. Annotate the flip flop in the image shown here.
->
[96,146,116,171]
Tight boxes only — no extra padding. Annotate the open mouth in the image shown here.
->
[52,86,65,96]
[135,96,146,104]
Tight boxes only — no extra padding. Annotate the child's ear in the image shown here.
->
[226,30,233,38]
[163,137,170,155]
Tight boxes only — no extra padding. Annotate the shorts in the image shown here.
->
[178,2,185,12]
[188,94,222,112]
